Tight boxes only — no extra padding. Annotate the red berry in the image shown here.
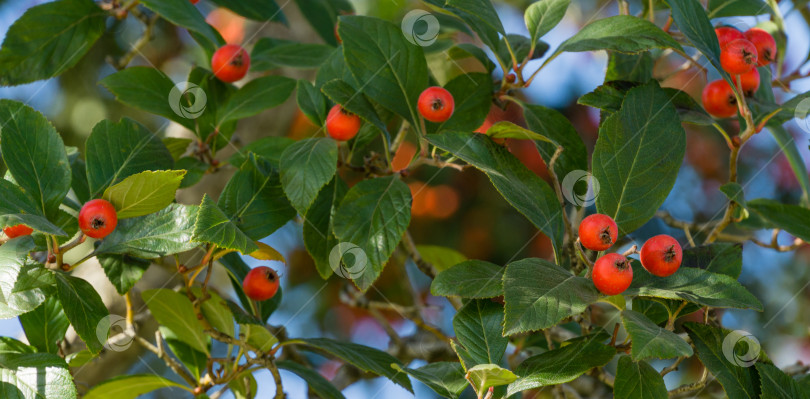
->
[640,234,683,277]
[3,224,33,238]
[242,266,280,301]
[578,214,618,251]
[735,67,760,96]
[506,73,517,83]
[78,199,118,239]
[744,28,776,66]
[702,79,737,118]
[592,253,633,296]
[417,87,455,123]
[326,105,361,141]
[715,26,744,49]
[190,0,199,4]
[211,44,250,83]
[720,39,758,74]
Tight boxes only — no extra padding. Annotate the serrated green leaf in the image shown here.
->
[556,15,683,56]
[279,138,339,215]
[193,194,258,254]
[0,352,76,399]
[294,337,412,392]
[277,360,345,399]
[332,176,412,291]
[142,289,209,354]
[292,0,352,46]
[415,245,467,272]
[708,0,771,18]
[0,180,66,236]
[606,52,654,83]
[252,38,334,70]
[304,177,348,280]
[453,300,507,368]
[427,133,564,260]
[97,254,151,295]
[102,170,184,219]
[85,118,175,197]
[756,363,810,399]
[431,0,505,49]
[55,273,108,354]
[621,309,692,360]
[229,137,295,169]
[394,362,466,399]
[521,102,589,183]
[506,337,614,396]
[683,243,742,278]
[19,297,69,354]
[321,79,388,135]
[83,374,189,399]
[525,0,571,43]
[193,288,234,337]
[467,364,517,396]
[175,157,208,189]
[685,323,760,399]
[160,326,207,381]
[428,72,493,133]
[502,258,598,335]
[95,204,199,259]
[163,138,192,161]
[745,198,810,242]
[614,356,668,399]
[139,0,223,54]
[242,324,278,352]
[485,121,553,142]
[431,260,504,298]
[0,0,105,86]
[296,80,329,126]
[667,0,724,76]
[0,100,71,221]
[218,76,296,125]
[0,237,48,320]
[593,81,685,235]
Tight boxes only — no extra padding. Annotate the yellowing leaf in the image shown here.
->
[249,242,286,263]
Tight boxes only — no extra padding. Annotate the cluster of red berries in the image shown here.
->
[702,26,777,118]
[3,199,118,245]
[579,214,683,296]
[323,86,455,142]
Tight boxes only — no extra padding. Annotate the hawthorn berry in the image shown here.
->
[211,44,250,83]
[190,0,199,4]
[744,28,776,66]
[242,266,280,301]
[702,79,737,118]
[736,67,760,96]
[417,87,455,123]
[715,26,744,49]
[3,224,33,238]
[592,253,633,296]
[720,39,758,74]
[578,214,618,251]
[326,105,361,141]
[640,234,683,277]
[78,199,118,239]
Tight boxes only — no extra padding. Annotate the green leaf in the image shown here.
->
[431,0,505,49]
[593,81,686,235]
[218,155,296,240]
[65,349,96,367]
[97,254,151,295]
[0,100,71,220]
[431,260,504,298]
[768,125,810,206]
[69,156,91,205]
[0,338,36,354]
[209,0,286,23]
[626,262,762,310]
[427,133,564,260]
[55,273,108,354]
[506,337,615,396]
[19,297,69,354]
[193,194,258,254]
[277,360,346,399]
[415,245,467,272]
[304,177,348,280]
[321,79,388,135]
[521,103,589,180]
[708,0,771,18]
[621,309,693,360]
[525,0,571,43]
[142,289,209,354]
[332,176,412,291]
[291,0,352,46]
[95,204,199,259]
[185,66,237,148]
[394,362,467,399]
[502,258,598,335]
[102,170,184,219]
[160,326,207,381]
[447,44,496,73]
[228,373,258,399]
[0,237,48,319]
[85,118,175,197]
[194,289,235,337]
[606,52,654,82]
[218,76,296,125]
[83,375,189,399]
[467,364,517,395]
[745,198,810,242]
[682,243,742,278]
[453,300,507,368]
[556,15,683,55]
[0,352,76,399]
[176,157,208,189]
[756,363,810,399]
[667,0,723,76]
[0,0,105,86]
[429,73,493,133]
[229,137,295,169]
[163,138,192,161]
[242,324,278,352]
[685,323,760,399]
[0,180,66,236]
[613,356,668,399]
[139,0,223,54]
[252,38,334,70]
[485,121,553,142]
[338,15,428,125]
[294,337,413,392]
[297,80,329,126]
[279,138,339,214]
